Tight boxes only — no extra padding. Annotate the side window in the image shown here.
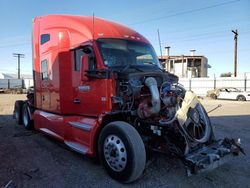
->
[231,88,237,92]
[41,59,48,80]
[41,34,50,45]
[74,49,85,71]
[88,55,96,71]
[74,46,96,71]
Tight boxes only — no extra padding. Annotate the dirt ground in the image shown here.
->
[0,94,250,188]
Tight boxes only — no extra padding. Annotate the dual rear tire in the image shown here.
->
[14,100,33,130]
[14,100,24,125]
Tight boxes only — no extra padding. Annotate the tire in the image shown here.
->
[14,100,24,125]
[98,121,146,183]
[22,103,33,130]
[210,93,217,99]
[237,95,246,101]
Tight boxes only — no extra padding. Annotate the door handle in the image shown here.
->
[73,99,81,104]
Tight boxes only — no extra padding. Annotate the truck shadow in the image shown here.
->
[0,114,249,187]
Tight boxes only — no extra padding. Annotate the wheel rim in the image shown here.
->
[238,96,245,101]
[23,107,28,127]
[103,135,127,172]
[15,110,19,120]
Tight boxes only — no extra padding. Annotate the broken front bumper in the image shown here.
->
[184,138,245,176]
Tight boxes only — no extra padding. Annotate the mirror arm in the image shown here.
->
[85,69,111,79]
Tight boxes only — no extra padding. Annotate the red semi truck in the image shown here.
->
[14,15,243,183]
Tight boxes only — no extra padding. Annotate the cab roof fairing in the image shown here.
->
[34,14,150,49]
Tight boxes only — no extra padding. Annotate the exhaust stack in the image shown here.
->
[138,77,160,118]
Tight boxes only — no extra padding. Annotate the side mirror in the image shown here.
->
[81,55,89,80]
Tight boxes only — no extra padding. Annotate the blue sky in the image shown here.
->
[0,0,249,77]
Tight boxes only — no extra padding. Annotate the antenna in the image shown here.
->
[157,29,163,58]
[92,13,95,41]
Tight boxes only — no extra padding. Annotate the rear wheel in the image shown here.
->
[14,100,24,125]
[237,95,246,101]
[98,121,146,183]
[22,103,33,130]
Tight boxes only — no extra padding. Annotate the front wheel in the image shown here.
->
[98,121,146,183]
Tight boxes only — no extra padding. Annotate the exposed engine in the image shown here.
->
[112,71,213,155]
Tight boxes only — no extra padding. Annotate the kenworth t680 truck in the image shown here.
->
[14,15,244,183]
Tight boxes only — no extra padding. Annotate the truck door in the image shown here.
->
[72,45,109,116]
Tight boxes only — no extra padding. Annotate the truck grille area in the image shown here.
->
[185,138,244,176]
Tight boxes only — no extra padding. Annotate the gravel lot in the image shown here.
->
[0,94,250,188]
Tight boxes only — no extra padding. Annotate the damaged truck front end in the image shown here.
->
[16,16,244,184]
[94,38,245,183]
[107,63,244,181]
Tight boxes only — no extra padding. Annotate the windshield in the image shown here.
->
[97,38,162,69]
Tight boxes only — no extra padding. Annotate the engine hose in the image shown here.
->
[145,77,160,114]
[159,106,179,125]
[159,115,177,125]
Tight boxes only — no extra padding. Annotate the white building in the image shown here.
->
[159,55,211,78]
[0,73,33,89]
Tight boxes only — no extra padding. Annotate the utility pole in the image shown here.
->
[13,53,25,79]
[232,30,238,77]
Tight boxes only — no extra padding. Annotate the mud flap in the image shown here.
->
[185,138,245,176]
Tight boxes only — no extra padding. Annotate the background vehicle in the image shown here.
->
[13,15,243,183]
[207,87,250,101]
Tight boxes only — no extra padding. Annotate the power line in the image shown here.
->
[161,33,228,44]
[113,0,171,20]
[159,27,250,41]
[140,18,250,37]
[130,0,241,25]
[0,42,30,48]
[158,30,250,45]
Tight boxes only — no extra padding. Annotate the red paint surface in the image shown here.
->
[33,15,150,156]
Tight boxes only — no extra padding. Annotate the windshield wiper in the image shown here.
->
[153,64,164,72]
[120,64,143,73]
[144,61,154,65]
[144,62,164,72]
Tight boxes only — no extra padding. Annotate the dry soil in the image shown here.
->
[0,94,249,188]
